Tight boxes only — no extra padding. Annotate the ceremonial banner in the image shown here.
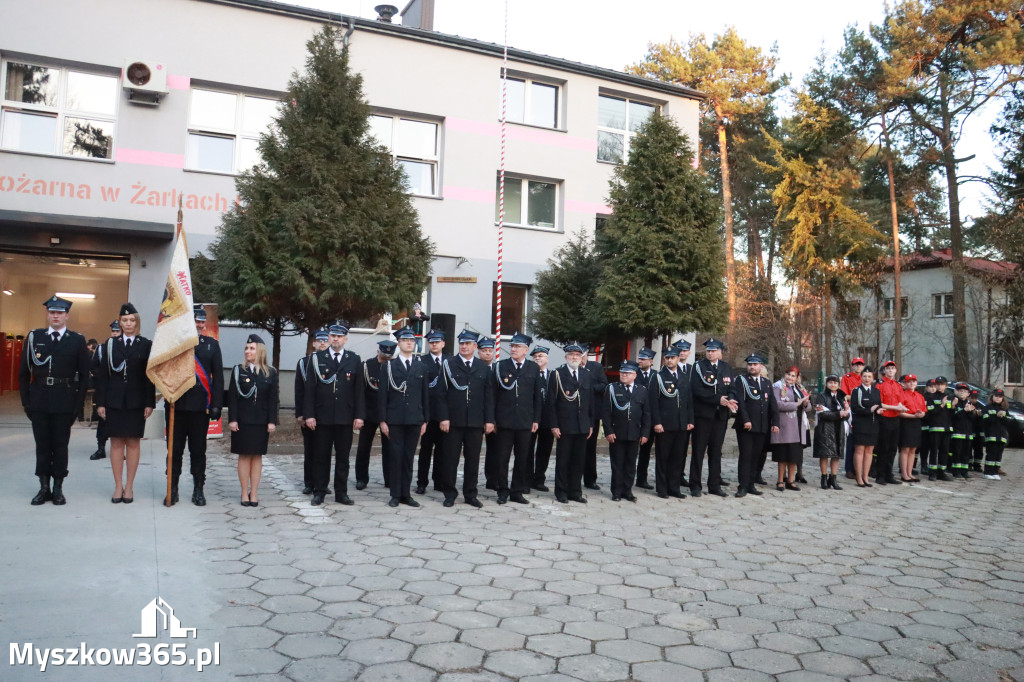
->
[146,206,199,403]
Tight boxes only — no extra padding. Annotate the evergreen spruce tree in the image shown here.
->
[530,231,608,347]
[210,25,433,362]
[595,111,727,343]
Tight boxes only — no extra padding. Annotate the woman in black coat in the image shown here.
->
[227,334,279,506]
[813,375,847,491]
[850,367,882,488]
[94,303,155,504]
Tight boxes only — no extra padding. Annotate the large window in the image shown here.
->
[186,89,277,174]
[1007,357,1024,386]
[492,282,529,337]
[1,61,117,159]
[502,76,559,129]
[882,296,909,320]
[368,114,439,197]
[932,292,954,318]
[838,300,862,320]
[597,94,656,163]
[495,175,559,230]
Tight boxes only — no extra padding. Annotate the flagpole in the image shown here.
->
[164,199,185,508]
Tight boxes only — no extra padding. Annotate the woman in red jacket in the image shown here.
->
[898,374,927,482]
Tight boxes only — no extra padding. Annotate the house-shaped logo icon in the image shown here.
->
[133,597,197,639]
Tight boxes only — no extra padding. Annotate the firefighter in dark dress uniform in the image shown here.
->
[547,342,594,504]
[416,328,448,494]
[89,319,121,461]
[730,354,779,497]
[689,338,737,497]
[296,329,329,495]
[379,327,430,507]
[168,304,224,506]
[601,361,651,502]
[355,339,396,490]
[671,338,696,489]
[304,323,365,506]
[529,346,555,492]
[633,347,657,490]
[489,332,543,505]
[649,344,695,499]
[580,345,608,491]
[21,295,91,506]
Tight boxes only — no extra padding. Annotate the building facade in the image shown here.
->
[0,0,702,373]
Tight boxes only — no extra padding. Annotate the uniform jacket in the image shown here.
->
[600,381,651,442]
[635,366,657,391]
[730,373,780,434]
[422,352,450,422]
[950,400,975,436]
[648,365,694,431]
[489,357,544,429]
[378,356,431,425]
[94,336,156,410]
[983,402,1013,443]
[580,360,608,423]
[294,354,311,419]
[361,358,387,424]
[436,355,493,428]
[19,328,90,414]
[850,384,881,432]
[536,367,553,428]
[926,392,953,431]
[227,364,279,425]
[304,348,365,425]
[546,365,594,434]
[176,334,223,413]
[691,359,734,420]
[812,389,845,458]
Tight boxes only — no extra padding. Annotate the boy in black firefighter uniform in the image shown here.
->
[304,323,365,506]
[169,305,224,506]
[926,377,953,480]
[601,361,651,502]
[982,389,1012,480]
[949,382,975,479]
[730,354,780,497]
[968,389,986,472]
[489,332,543,504]
[21,295,91,505]
[355,339,396,490]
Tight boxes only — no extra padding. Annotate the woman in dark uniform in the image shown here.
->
[227,334,279,506]
[850,367,882,488]
[94,303,155,503]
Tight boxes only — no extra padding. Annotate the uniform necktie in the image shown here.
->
[51,331,59,342]
[125,338,132,351]
[405,359,411,371]
[626,384,632,394]
[572,370,578,382]
[465,360,471,370]
[435,356,441,368]
[515,362,522,372]
[333,352,341,364]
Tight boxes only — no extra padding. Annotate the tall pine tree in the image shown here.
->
[530,231,609,347]
[210,25,433,362]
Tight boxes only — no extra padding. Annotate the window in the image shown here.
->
[597,94,656,163]
[186,89,277,174]
[1,61,117,159]
[369,114,439,196]
[881,297,909,320]
[932,293,954,318]
[502,76,558,128]
[1007,357,1024,386]
[492,282,529,336]
[838,300,861,320]
[495,174,559,230]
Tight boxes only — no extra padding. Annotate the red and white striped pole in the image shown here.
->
[495,0,509,359]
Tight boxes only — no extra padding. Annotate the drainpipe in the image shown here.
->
[341,16,355,46]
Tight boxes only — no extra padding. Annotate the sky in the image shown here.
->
[294,0,1000,223]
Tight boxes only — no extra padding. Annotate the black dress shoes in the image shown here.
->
[671,492,686,499]
[636,481,654,490]
[533,484,549,492]
[311,493,326,506]
[465,498,483,508]
[735,488,747,498]
[302,485,314,495]
[555,494,568,503]
[584,483,601,491]
[709,488,728,497]
[510,493,529,504]
[568,495,588,504]
[442,498,455,507]
[625,494,637,502]
[756,477,768,485]
[336,494,354,505]
[415,485,426,495]
[612,496,622,501]
[388,497,400,507]
[355,481,367,490]
[90,449,106,460]
[400,497,420,507]
[690,489,702,498]
[657,492,669,499]
[747,487,763,496]
[497,493,508,505]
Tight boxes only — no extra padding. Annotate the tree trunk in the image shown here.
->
[766,220,777,287]
[823,285,833,376]
[881,115,902,367]
[716,108,737,357]
[939,78,970,380]
[271,318,283,368]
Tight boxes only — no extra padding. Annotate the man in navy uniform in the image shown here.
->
[304,323,365,506]
[547,342,594,504]
[168,304,224,506]
[416,328,448,495]
[20,295,91,506]
[580,345,608,491]
[529,346,555,492]
[437,330,494,507]
[379,327,430,507]
[730,354,779,497]
[489,332,543,504]
[633,347,657,490]
[649,344,694,500]
[355,339,396,490]
[671,338,697,489]
[690,338,737,497]
[296,328,329,495]
[602,361,651,502]
[89,319,122,461]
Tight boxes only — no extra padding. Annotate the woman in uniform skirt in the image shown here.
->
[850,367,882,487]
[227,334,279,506]
[898,374,926,482]
[771,367,811,491]
[94,303,154,503]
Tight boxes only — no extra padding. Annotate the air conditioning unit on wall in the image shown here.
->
[122,60,168,105]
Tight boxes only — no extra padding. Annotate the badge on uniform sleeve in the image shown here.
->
[723,377,731,385]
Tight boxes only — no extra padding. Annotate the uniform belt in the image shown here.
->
[36,377,75,386]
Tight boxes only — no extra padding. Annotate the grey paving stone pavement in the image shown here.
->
[2,415,1024,681]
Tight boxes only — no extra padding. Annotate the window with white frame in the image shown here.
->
[495,174,559,230]
[1006,357,1024,386]
[932,292,954,318]
[596,94,656,163]
[186,89,277,174]
[492,282,529,337]
[882,296,909,320]
[501,76,559,129]
[1,60,118,159]
[368,114,439,197]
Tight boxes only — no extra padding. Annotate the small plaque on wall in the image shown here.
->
[436,276,477,283]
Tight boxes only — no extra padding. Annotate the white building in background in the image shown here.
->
[0,0,702,375]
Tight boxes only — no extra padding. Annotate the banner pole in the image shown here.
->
[165,402,175,507]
